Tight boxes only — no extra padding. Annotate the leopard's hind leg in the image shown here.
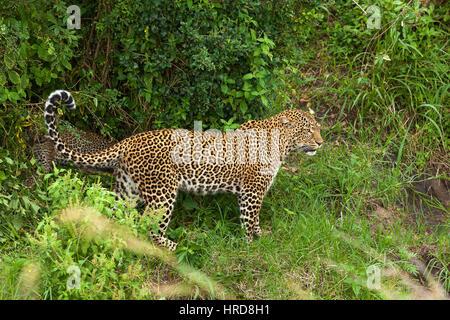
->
[133,169,180,251]
[113,167,142,206]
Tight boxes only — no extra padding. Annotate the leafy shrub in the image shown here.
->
[77,0,288,130]
[2,171,154,299]
[1,0,322,148]
[0,151,45,244]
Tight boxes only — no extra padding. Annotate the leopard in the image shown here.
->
[26,121,116,187]
[44,89,323,251]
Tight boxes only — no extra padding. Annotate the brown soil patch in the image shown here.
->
[403,175,449,232]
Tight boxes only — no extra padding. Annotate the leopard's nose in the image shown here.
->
[317,141,322,148]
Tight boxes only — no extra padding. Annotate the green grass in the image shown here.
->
[168,140,448,299]
[1,133,446,299]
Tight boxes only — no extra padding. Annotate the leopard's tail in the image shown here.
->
[44,90,121,169]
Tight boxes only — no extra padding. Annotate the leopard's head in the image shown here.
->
[279,109,323,156]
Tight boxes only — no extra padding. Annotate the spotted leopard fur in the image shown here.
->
[32,125,115,173]
[44,90,323,251]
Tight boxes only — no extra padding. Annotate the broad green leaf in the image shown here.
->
[221,84,229,94]
[250,29,256,41]
[20,74,29,88]
[62,59,72,70]
[255,70,266,78]
[239,101,248,113]
[38,45,49,61]
[4,55,15,69]
[7,91,20,101]
[261,95,268,106]
[8,70,20,85]
[242,81,252,91]
[0,72,6,86]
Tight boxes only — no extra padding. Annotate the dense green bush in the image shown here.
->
[101,0,279,127]
[1,1,80,154]
[1,0,314,148]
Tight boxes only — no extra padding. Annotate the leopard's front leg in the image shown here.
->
[238,190,265,243]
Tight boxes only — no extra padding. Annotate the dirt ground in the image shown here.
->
[371,174,449,296]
